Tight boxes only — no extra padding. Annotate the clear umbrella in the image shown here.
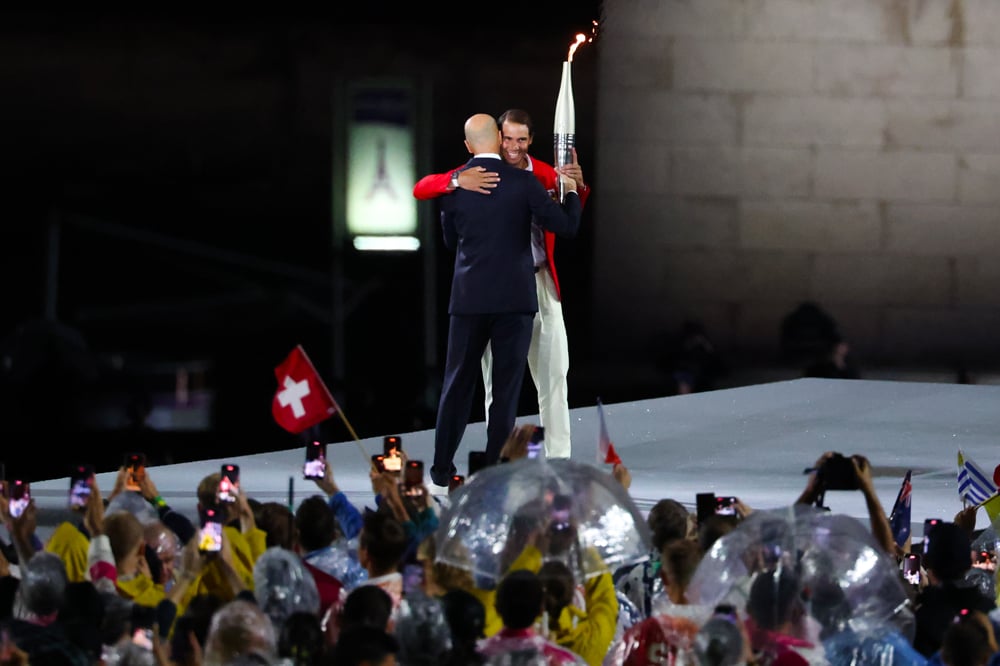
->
[686,504,916,645]
[434,457,651,587]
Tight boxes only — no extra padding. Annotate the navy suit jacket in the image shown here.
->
[441,155,582,315]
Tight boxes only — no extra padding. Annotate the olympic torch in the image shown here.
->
[553,61,575,202]
[553,32,589,202]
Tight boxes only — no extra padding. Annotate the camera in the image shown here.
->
[817,453,859,491]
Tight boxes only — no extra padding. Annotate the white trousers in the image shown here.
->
[482,266,572,458]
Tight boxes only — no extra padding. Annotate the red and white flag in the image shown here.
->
[596,398,623,465]
[271,345,338,434]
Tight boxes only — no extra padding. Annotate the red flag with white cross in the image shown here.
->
[271,345,338,434]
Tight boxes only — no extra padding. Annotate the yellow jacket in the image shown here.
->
[192,524,266,600]
[45,522,90,583]
[511,545,618,666]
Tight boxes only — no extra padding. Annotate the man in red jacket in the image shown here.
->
[413,108,590,460]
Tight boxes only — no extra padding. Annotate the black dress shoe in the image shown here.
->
[430,464,456,487]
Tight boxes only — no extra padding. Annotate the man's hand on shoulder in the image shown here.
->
[457,167,500,194]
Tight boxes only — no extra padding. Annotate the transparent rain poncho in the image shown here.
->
[253,547,321,635]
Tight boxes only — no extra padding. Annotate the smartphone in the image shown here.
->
[402,562,424,596]
[383,436,403,473]
[131,627,154,651]
[903,553,921,586]
[696,492,717,524]
[468,450,488,477]
[527,426,544,459]
[7,480,29,519]
[923,518,943,554]
[217,464,240,504]
[198,504,224,553]
[303,441,327,480]
[715,496,738,516]
[371,454,387,474]
[69,464,94,509]
[449,474,465,492]
[402,460,425,497]
[124,452,146,492]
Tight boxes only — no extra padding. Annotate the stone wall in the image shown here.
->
[593,0,1000,368]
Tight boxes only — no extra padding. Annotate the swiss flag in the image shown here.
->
[271,345,338,434]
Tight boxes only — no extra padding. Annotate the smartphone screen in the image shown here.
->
[402,563,424,596]
[383,436,403,472]
[198,505,223,553]
[132,627,154,651]
[69,464,94,509]
[715,496,738,516]
[371,454,387,473]
[217,464,240,503]
[8,480,29,519]
[449,474,465,492]
[527,426,544,459]
[125,453,146,492]
[303,441,327,480]
[903,553,921,586]
[468,450,487,477]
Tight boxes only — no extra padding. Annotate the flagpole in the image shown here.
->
[296,344,374,470]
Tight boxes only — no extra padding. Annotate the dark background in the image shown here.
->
[0,7,623,480]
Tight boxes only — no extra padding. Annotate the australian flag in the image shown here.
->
[888,470,913,549]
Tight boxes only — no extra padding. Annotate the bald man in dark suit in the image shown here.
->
[430,113,582,486]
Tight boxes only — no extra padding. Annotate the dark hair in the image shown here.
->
[257,501,297,550]
[648,499,690,551]
[747,568,802,631]
[295,496,339,552]
[331,625,400,666]
[538,560,575,620]
[359,511,408,573]
[441,588,486,643]
[495,570,543,630]
[169,593,225,665]
[660,538,702,593]
[941,611,993,666]
[924,522,972,581]
[497,109,534,137]
[342,584,394,631]
[698,514,738,553]
[278,611,326,666]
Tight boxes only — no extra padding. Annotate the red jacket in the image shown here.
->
[413,155,590,301]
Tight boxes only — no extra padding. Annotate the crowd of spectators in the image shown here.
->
[0,432,997,665]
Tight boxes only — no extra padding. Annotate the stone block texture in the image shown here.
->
[594,0,1000,364]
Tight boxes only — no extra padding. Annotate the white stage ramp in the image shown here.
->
[27,378,1000,542]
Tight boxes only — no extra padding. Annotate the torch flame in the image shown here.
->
[566,20,600,62]
[567,33,586,62]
